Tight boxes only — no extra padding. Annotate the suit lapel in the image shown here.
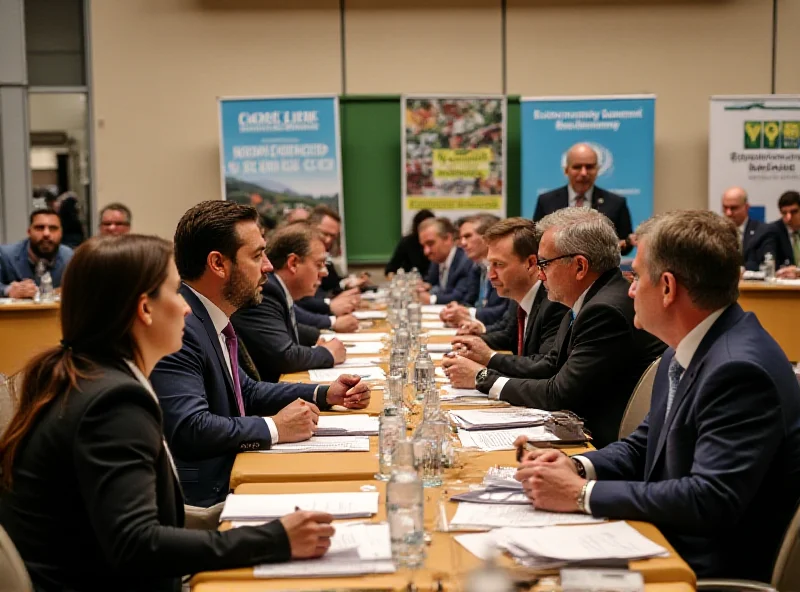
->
[524,286,547,354]
[555,187,570,210]
[269,275,300,344]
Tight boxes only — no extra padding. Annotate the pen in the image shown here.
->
[516,441,539,463]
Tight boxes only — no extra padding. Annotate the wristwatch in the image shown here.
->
[475,368,489,389]
[572,457,587,478]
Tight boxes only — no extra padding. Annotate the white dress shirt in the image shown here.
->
[430,246,458,305]
[574,306,728,513]
[186,285,280,443]
[737,218,748,249]
[568,185,594,208]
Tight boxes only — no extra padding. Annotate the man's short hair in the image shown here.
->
[483,217,540,260]
[99,202,132,224]
[309,204,341,225]
[636,210,741,310]
[30,208,59,226]
[419,217,456,239]
[463,213,500,236]
[537,208,620,273]
[778,190,800,209]
[174,200,259,281]
[266,223,322,270]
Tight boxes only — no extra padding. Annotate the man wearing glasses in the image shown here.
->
[443,208,664,447]
[98,203,132,236]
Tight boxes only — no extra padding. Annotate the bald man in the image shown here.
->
[533,143,634,255]
[720,186,769,270]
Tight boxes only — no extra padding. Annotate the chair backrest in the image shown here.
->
[0,525,33,592]
[618,357,661,440]
[772,499,800,591]
[0,373,21,438]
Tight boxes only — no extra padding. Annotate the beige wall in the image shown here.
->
[91,0,781,238]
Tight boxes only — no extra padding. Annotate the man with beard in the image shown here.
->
[150,201,371,507]
[0,209,74,298]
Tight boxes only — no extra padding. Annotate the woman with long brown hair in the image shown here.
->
[0,234,334,592]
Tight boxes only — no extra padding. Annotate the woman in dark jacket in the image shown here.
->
[384,209,435,277]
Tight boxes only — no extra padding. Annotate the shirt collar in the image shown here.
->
[572,280,597,317]
[519,280,542,315]
[738,218,748,234]
[272,273,294,307]
[673,307,728,370]
[186,284,229,335]
[124,359,157,400]
[568,185,594,207]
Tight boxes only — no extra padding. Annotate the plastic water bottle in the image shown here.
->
[387,439,425,568]
[377,403,406,481]
[761,252,776,282]
[39,271,54,302]
[412,385,447,487]
[413,342,435,402]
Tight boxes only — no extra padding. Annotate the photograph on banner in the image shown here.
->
[402,95,506,230]
[520,95,655,251]
[218,95,345,254]
[709,96,800,224]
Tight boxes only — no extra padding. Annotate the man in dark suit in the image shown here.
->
[150,201,370,506]
[446,218,568,376]
[232,224,346,383]
[416,217,477,304]
[441,214,508,327]
[764,190,800,278]
[446,209,665,448]
[533,143,634,255]
[516,210,800,581]
[721,186,770,270]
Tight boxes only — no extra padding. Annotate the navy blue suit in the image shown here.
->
[424,247,476,304]
[761,220,797,268]
[150,285,328,507]
[584,305,800,580]
[0,239,73,296]
[463,264,508,326]
[293,303,332,330]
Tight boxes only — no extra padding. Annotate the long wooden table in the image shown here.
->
[738,281,800,362]
[0,301,61,375]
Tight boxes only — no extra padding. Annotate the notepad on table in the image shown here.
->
[426,343,452,353]
[449,407,550,430]
[308,366,385,382]
[334,356,381,368]
[457,426,559,451]
[322,332,388,342]
[220,491,380,521]
[450,502,604,530]
[258,436,371,454]
[422,320,446,329]
[343,342,385,355]
[352,310,388,320]
[421,304,447,314]
[316,415,379,436]
[440,385,488,400]
[425,328,458,336]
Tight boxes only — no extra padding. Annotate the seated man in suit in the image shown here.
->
[516,210,800,581]
[232,224,346,383]
[447,217,568,375]
[764,190,800,278]
[0,209,74,298]
[416,217,477,304]
[721,186,770,271]
[533,143,634,255]
[150,201,370,507]
[440,214,509,328]
[444,209,665,448]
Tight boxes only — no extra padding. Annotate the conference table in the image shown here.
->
[738,280,800,362]
[0,300,61,376]
[193,312,696,591]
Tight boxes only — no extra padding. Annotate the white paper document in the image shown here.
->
[323,332,388,342]
[429,352,445,361]
[422,313,442,321]
[344,342,385,355]
[254,523,396,578]
[335,356,381,368]
[427,343,453,353]
[220,491,380,521]
[421,304,447,314]
[352,310,388,320]
[458,427,559,451]
[449,407,551,430]
[449,502,604,530]
[426,328,458,336]
[361,290,387,301]
[422,320,446,329]
[308,366,385,382]
[316,415,379,436]
[259,436,371,454]
[440,385,488,401]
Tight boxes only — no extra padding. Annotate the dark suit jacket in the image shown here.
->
[584,305,800,580]
[0,361,291,592]
[762,220,797,267]
[463,264,508,326]
[533,186,634,255]
[150,284,329,506]
[487,289,569,377]
[741,218,768,270]
[232,274,334,383]
[293,302,332,329]
[482,301,519,348]
[424,247,476,304]
[479,269,666,448]
[385,233,430,277]
[0,238,74,295]
[318,259,343,296]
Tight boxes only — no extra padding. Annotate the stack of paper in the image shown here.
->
[254,523,396,578]
[260,436,371,454]
[335,357,381,368]
[450,502,604,530]
[220,491,380,521]
[482,466,522,490]
[308,366,385,382]
[316,415,379,436]
[458,427,559,451]
[449,408,551,430]
[422,320,446,329]
[426,328,459,337]
[427,343,453,353]
[440,385,488,401]
[353,310,388,320]
[421,304,447,314]
[344,342,385,355]
[323,332,388,342]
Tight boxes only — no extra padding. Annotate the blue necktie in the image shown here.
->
[666,357,684,418]
[477,266,488,309]
[569,309,576,326]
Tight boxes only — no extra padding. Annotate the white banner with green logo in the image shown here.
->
[709,95,800,223]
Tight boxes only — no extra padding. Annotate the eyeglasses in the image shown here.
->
[536,253,583,271]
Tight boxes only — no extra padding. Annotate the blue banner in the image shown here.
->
[218,95,343,231]
[520,96,655,234]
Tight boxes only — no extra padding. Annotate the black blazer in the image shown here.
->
[585,305,800,580]
[0,361,291,592]
[533,186,634,255]
[487,290,569,377]
[479,269,666,448]
[423,247,477,304]
[232,274,335,383]
[385,233,430,277]
[763,220,797,267]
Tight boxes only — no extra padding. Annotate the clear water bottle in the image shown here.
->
[413,342,435,402]
[386,373,405,411]
[376,405,406,481]
[412,385,447,487]
[465,556,514,592]
[39,271,54,302]
[387,439,425,568]
[761,252,776,282]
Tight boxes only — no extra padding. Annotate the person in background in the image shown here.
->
[0,209,73,298]
[99,202,133,236]
[232,224,346,383]
[515,210,800,581]
[764,190,800,278]
[534,143,635,255]
[385,209,435,278]
[0,234,335,591]
[57,193,85,248]
[284,207,310,224]
[150,201,370,507]
[440,213,508,327]
[720,186,769,271]
[416,217,476,305]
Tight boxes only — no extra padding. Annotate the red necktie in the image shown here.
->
[575,194,585,208]
[517,306,527,355]
[221,322,246,417]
